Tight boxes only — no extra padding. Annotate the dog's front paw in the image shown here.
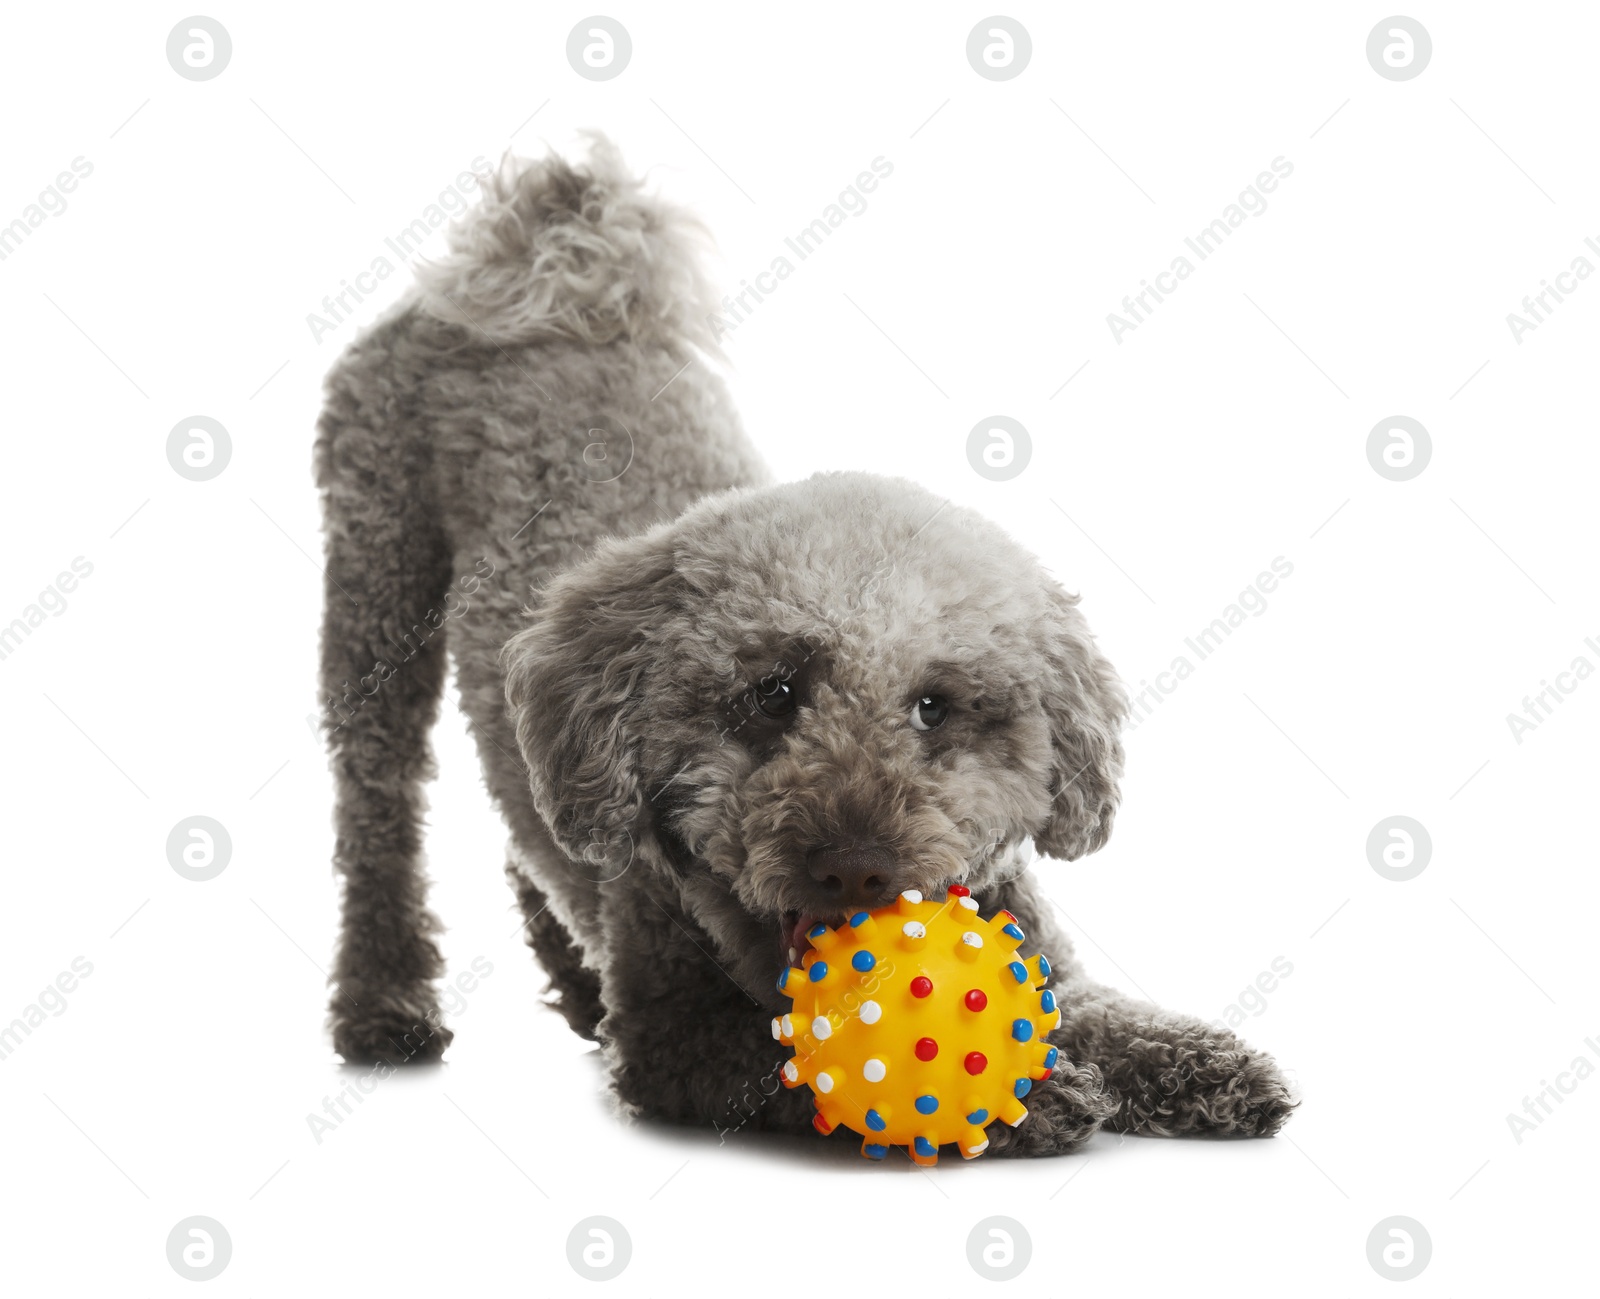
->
[330,992,452,1066]
[1111,1030,1297,1137]
[986,1055,1115,1157]
[1212,1045,1298,1136]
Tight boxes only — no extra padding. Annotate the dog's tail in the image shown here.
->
[412,132,720,352]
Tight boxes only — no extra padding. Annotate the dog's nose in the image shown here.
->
[805,843,896,908]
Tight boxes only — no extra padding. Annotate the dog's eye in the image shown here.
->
[909,695,949,731]
[753,678,796,719]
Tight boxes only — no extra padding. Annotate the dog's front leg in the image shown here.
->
[607,1006,818,1141]
[1049,985,1298,1137]
[991,879,1297,1138]
[595,895,815,1139]
[982,1050,1116,1157]
[593,886,1112,1157]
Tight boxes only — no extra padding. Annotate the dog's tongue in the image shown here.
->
[781,912,827,966]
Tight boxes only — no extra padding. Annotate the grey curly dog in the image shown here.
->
[315,136,1295,1154]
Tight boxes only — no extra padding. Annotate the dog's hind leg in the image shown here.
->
[316,347,456,1065]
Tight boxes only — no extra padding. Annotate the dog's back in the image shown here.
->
[313,137,764,1061]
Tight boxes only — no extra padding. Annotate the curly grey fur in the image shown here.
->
[316,135,1295,1152]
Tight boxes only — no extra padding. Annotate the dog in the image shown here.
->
[314,136,1295,1154]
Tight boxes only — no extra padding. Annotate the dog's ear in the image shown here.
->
[502,526,680,875]
[1032,583,1127,861]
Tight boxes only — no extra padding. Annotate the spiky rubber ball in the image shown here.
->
[773,885,1060,1164]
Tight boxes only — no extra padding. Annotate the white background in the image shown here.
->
[1,2,1594,1293]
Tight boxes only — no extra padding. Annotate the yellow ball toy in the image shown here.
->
[773,885,1061,1164]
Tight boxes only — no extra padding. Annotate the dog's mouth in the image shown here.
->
[779,885,965,969]
[779,910,845,968]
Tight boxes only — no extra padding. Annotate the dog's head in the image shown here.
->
[504,472,1125,981]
